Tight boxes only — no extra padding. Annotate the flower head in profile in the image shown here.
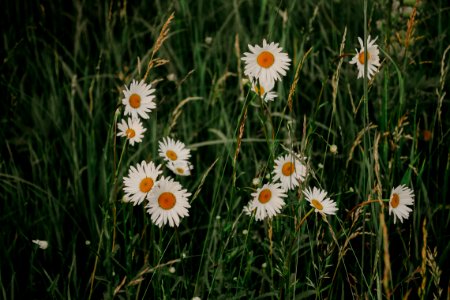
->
[167,160,193,176]
[389,185,414,224]
[244,182,287,221]
[303,186,338,215]
[272,153,307,191]
[146,176,191,227]
[122,79,156,119]
[251,79,277,102]
[242,39,291,87]
[117,118,146,146]
[32,240,48,250]
[123,160,162,205]
[349,35,381,80]
[159,137,191,164]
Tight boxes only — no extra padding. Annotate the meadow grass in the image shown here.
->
[1,0,449,299]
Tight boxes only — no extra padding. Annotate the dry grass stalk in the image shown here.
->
[128,258,181,287]
[426,247,443,299]
[374,132,392,298]
[233,108,248,168]
[143,12,175,81]
[168,96,203,132]
[287,47,313,112]
[405,2,418,50]
[418,218,428,299]
[234,33,244,99]
[346,123,377,167]
[332,27,347,115]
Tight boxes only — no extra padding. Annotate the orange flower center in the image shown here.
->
[176,167,185,174]
[257,51,275,68]
[158,192,176,210]
[166,150,178,161]
[258,189,272,204]
[281,162,295,176]
[390,193,400,208]
[129,93,141,109]
[139,177,154,193]
[311,199,323,211]
[126,128,136,138]
[358,51,371,65]
[254,84,265,96]
[422,130,432,142]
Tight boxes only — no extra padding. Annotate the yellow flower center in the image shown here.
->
[126,128,136,138]
[129,93,141,109]
[281,162,295,176]
[358,51,371,65]
[311,199,323,211]
[390,193,400,208]
[254,84,265,96]
[166,150,178,161]
[139,177,154,193]
[257,51,275,68]
[158,192,176,210]
[176,167,185,174]
[258,189,272,204]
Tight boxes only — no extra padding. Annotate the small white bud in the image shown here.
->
[32,240,48,250]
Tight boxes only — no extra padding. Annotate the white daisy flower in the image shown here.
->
[349,35,381,80]
[244,182,287,221]
[121,79,156,119]
[251,79,277,102]
[117,118,146,146]
[242,39,291,87]
[123,160,162,206]
[272,153,307,191]
[158,137,191,163]
[32,239,48,250]
[146,177,191,227]
[389,185,414,224]
[167,160,193,176]
[303,186,338,215]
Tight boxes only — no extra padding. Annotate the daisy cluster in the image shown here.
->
[117,80,194,228]
[240,38,414,224]
[241,35,381,106]
[244,151,338,221]
[242,39,291,102]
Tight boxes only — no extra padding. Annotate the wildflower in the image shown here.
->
[303,187,338,215]
[244,182,287,221]
[32,240,48,250]
[242,39,291,87]
[146,177,191,227]
[272,153,307,191]
[121,79,156,119]
[159,137,191,163]
[117,118,146,146]
[167,160,193,176]
[389,185,414,224]
[251,79,277,102]
[349,35,381,80]
[123,160,162,205]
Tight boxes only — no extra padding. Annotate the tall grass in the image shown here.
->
[1,0,449,299]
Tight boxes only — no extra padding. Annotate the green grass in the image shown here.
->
[1,0,449,299]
